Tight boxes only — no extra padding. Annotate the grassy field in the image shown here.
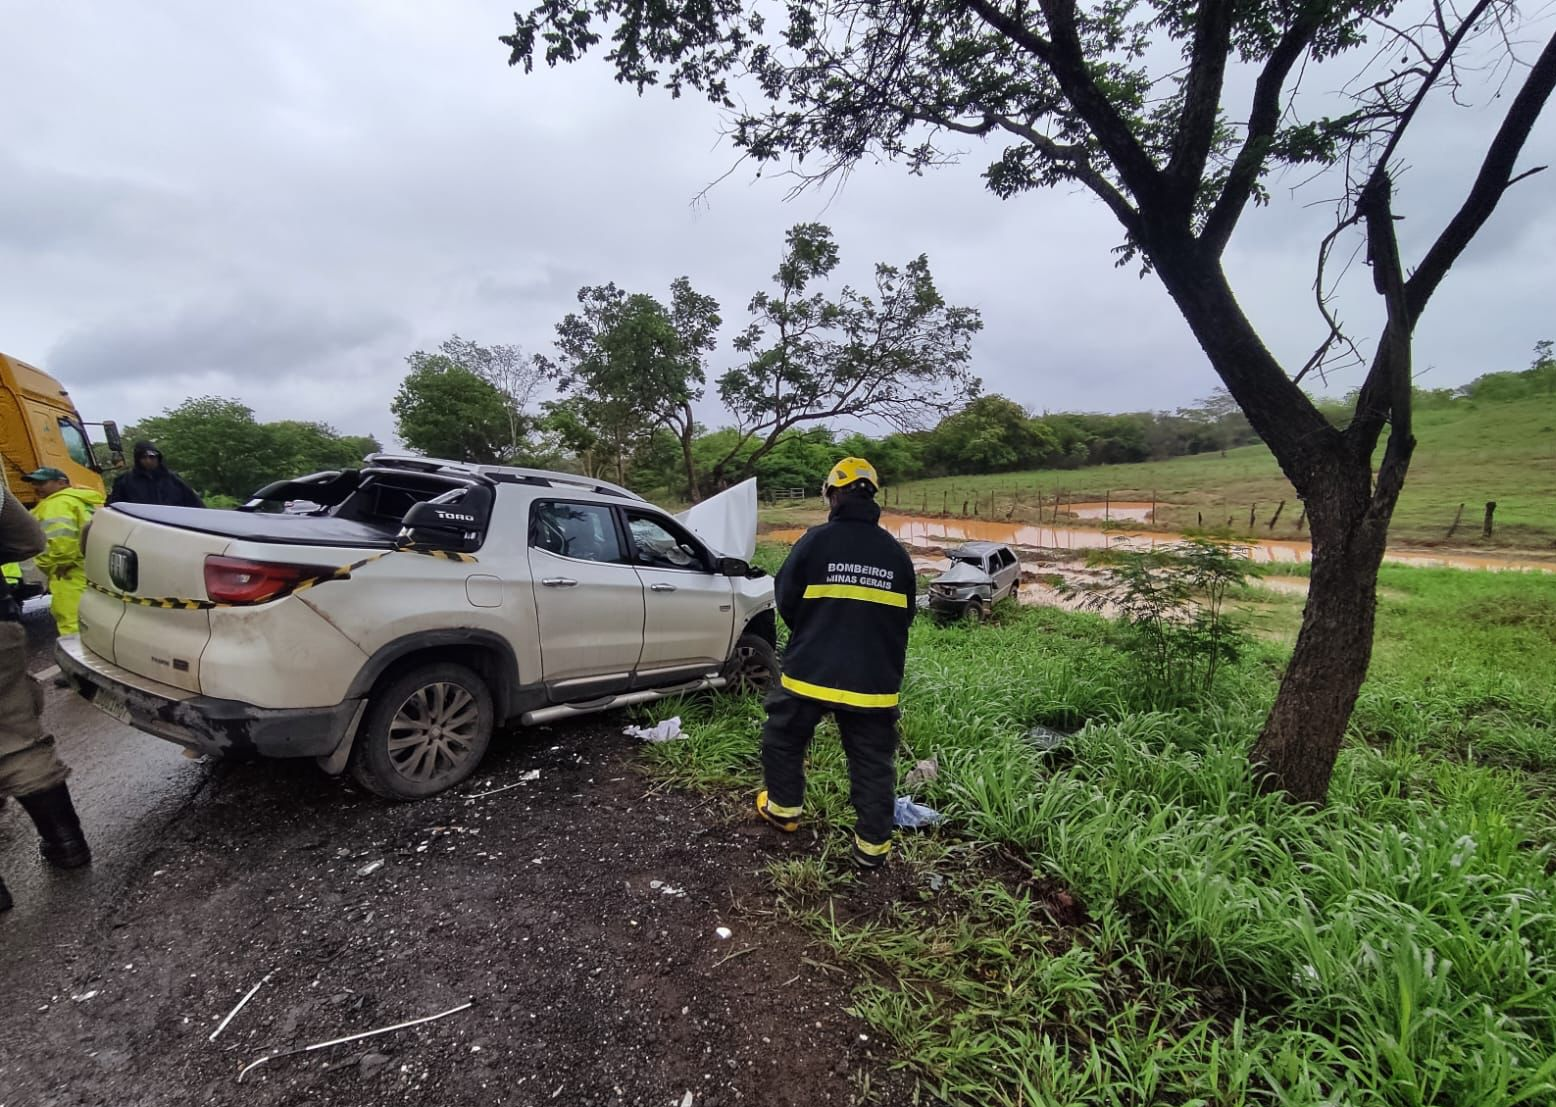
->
[843,395,1556,550]
[641,543,1556,1106]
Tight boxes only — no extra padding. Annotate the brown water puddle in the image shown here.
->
[768,514,1554,574]
[1065,500,1155,522]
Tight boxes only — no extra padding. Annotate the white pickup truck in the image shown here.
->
[57,457,778,799]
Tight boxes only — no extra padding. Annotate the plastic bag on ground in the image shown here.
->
[623,717,684,743]
[894,796,942,829]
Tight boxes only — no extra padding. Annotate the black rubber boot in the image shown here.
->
[17,784,91,869]
[0,874,12,912]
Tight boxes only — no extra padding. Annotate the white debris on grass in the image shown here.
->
[623,717,684,743]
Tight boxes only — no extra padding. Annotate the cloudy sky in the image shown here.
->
[2,2,1552,446]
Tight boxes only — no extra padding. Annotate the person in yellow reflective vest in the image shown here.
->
[22,467,105,637]
[1,561,19,590]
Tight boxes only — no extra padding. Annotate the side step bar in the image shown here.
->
[520,677,727,726]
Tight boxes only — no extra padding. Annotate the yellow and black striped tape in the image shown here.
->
[87,546,478,611]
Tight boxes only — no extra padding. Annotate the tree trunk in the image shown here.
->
[1248,461,1390,803]
[678,405,701,502]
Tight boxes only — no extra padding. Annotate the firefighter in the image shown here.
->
[0,482,92,912]
[756,457,916,869]
[23,467,105,637]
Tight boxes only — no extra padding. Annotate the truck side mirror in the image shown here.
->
[718,556,765,579]
[102,420,124,462]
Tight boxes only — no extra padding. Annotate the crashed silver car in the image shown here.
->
[927,541,1022,621]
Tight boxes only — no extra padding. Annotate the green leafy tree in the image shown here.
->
[707,223,981,489]
[548,284,687,486]
[924,395,1060,475]
[437,335,547,459]
[503,0,1556,802]
[127,398,380,500]
[837,431,924,487]
[391,354,513,464]
[128,397,274,499]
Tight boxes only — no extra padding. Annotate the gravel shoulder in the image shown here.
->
[0,718,915,1107]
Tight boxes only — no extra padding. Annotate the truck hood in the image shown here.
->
[935,561,994,587]
[676,479,757,561]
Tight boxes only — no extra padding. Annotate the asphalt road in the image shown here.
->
[3,611,211,971]
[0,676,211,969]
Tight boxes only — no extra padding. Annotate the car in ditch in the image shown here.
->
[57,456,778,800]
[926,541,1022,622]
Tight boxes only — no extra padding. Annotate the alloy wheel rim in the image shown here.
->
[387,681,480,782]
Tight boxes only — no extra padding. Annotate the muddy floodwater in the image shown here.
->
[1064,500,1155,522]
[770,514,1553,573]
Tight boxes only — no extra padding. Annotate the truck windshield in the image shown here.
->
[57,418,95,469]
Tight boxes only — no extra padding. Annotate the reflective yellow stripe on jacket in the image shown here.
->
[802,583,908,609]
[780,673,900,709]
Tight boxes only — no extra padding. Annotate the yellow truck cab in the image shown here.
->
[0,352,120,506]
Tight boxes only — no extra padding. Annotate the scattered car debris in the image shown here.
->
[715,927,733,941]
[893,796,942,829]
[465,769,541,800]
[623,717,684,743]
[648,879,686,897]
[904,757,939,788]
[1023,725,1072,755]
[236,999,475,1083]
[210,971,273,1042]
[356,860,385,877]
[71,991,99,1003]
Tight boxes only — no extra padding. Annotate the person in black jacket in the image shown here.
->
[106,442,205,509]
[756,457,915,869]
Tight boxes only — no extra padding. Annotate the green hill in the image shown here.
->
[874,395,1556,550]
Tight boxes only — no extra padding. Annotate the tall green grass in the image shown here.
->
[645,558,1556,1106]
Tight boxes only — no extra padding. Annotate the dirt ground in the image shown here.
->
[0,720,920,1107]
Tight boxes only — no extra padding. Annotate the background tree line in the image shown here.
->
[119,398,380,505]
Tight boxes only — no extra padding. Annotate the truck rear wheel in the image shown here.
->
[350,662,493,800]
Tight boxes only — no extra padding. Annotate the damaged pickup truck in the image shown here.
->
[58,457,778,799]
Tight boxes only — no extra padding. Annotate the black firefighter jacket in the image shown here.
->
[775,494,915,711]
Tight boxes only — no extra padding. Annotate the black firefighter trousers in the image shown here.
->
[760,689,898,850]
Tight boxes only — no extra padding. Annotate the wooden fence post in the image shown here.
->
[1248,504,1258,528]
[1295,504,1307,531]
[974,490,980,516]
[1105,490,1111,523]
[942,490,948,516]
[1446,502,1465,538]
[1151,490,1157,525]
[1483,501,1497,538]
[1267,500,1285,529]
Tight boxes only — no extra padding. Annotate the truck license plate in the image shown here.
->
[94,689,135,727]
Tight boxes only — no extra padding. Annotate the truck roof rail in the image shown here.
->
[362,455,645,501]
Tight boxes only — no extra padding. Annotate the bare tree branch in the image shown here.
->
[1406,29,1556,321]
[1166,0,1235,201]
[1201,14,1324,253]
[963,0,1167,205]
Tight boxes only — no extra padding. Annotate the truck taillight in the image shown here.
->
[203,556,328,604]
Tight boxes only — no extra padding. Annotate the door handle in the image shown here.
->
[541,577,578,588]
[650,582,677,592]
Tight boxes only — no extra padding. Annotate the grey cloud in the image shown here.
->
[1,0,1552,450]
[50,295,409,387]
